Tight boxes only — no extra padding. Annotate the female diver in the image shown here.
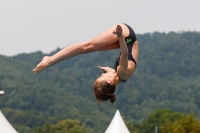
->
[33,23,139,104]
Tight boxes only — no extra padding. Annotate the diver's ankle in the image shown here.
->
[47,56,53,66]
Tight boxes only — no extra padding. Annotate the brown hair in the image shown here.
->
[94,80,116,104]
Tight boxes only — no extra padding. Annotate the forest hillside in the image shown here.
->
[0,31,200,133]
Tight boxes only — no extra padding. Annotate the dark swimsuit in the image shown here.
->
[114,23,137,83]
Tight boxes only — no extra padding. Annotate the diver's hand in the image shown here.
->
[97,66,106,73]
[113,25,122,36]
[97,66,115,73]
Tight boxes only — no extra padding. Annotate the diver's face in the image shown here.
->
[96,72,114,83]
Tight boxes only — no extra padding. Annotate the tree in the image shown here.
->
[141,108,182,133]
[125,121,142,133]
[161,113,200,133]
[34,119,87,133]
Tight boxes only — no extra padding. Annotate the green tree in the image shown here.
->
[125,121,142,133]
[161,113,200,133]
[141,108,182,133]
[35,119,87,133]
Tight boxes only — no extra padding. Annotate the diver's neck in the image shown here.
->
[114,71,121,85]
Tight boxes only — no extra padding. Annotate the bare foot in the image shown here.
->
[32,56,51,74]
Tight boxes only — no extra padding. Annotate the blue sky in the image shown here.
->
[1,0,200,56]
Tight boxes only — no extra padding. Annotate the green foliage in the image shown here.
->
[161,113,200,133]
[127,109,200,133]
[0,31,200,133]
[125,121,142,133]
[141,108,182,133]
[1,108,47,132]
[34,119,89,133]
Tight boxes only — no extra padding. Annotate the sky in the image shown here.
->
[0,0,200,56]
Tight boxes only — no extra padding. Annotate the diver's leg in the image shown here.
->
[32,24,129,74]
